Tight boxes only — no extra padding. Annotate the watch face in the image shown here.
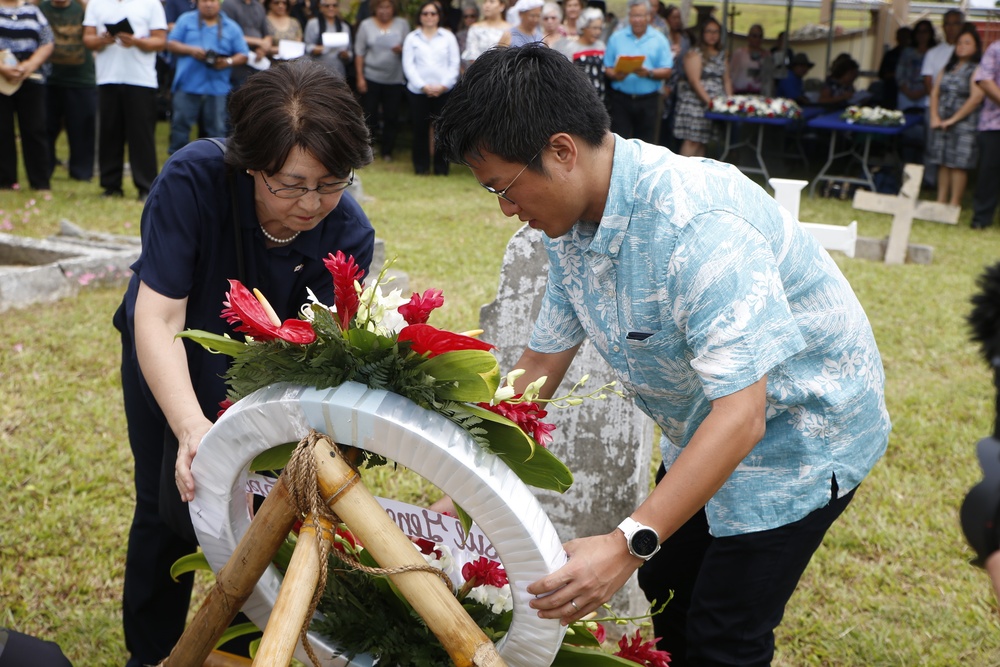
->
[631,528,659,557]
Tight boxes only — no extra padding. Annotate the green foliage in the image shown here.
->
[311,550,452,667]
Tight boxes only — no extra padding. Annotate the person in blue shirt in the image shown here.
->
[775,51,814,106]
[166,0,249,154]
[435,45,890,666]
[603,0,672,144]
[113,60,375,667]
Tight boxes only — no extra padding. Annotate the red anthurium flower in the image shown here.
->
[412,537,443,559]
[398,289,445,325]
[478,397,557,448]
[461,556,508,588]
[615,629,671,667]
[593,623,607,644]
[217,398,234,418]
[221,280,316,344]
[323,251,363,330]
[398,323,494,358]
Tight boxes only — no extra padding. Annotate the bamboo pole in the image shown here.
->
[252,514,331,667]
[162,475,299,667]
[204,650,253,666]
[312,437,507,667]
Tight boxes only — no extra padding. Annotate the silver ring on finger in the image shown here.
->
[570,599,580,611]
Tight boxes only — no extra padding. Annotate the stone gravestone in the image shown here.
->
[479,224,656,620]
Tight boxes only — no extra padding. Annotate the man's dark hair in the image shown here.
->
[435,45,610,170]
[226,60,373,178]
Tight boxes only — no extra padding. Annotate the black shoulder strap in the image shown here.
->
[202,138,246,285]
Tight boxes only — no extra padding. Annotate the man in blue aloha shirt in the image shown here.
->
[435,45,891,667]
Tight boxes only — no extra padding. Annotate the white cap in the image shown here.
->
[515,0,544,13]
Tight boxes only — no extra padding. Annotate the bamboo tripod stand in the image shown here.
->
[161,433,507,667]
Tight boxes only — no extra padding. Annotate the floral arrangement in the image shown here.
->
[179,253,669,666]
[311,522,671,667]
[710,95,802,120]
[840,105,905,126]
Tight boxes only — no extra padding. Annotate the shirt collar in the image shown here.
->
[583,134,636,258]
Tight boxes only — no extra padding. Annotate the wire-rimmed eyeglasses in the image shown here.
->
[478,145,546,206]
[260,170,354,199]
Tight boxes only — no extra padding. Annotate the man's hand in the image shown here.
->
[526,531,641,625]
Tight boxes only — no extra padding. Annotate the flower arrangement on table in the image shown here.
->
[840,105,905,127]
[710,94,802,120]
[179,252,670,667]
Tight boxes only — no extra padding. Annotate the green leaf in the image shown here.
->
[550,644,640,666]
[563,624,603,648]
[214,622,261,649]
[418,350,500,402]
[461,404,573,493]
[169,551,212,581]
[249,442,296,472]
[176,330,247,357]
[454,502,474,537]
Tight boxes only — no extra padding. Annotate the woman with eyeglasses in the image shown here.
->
[673,16,731,157]
[265,0,304,57]
[461,0,508,69]
[456,2,478,57]
[403,0,459,175]
[113,60,374,667]
[305,0,352,78]
[355,0,409,161]
[498,0,543,47]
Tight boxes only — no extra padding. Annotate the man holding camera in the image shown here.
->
[166,0,248,154]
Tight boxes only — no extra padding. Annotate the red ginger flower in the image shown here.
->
[478,396,556,448]
[397,323,494,358]
[221,280,316,344]
[323,251,363,330]
[398,289,444,325]
[615,629,671,667]
[462,556,508,588]
[593,623,607,644]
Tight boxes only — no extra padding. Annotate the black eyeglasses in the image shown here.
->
[260,170,354,198]
[478,145,546,206]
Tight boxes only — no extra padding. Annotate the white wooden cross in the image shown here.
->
[851,164,960,265]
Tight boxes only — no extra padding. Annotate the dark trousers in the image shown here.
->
[0,81,50,189]
[361,79,404,158]
[98,84,159,195]
[609,90,659,145]
[408,90,449,175]
[972,130,1000,228]
[119,343,197,667]
[46,84,97,182]
[0,629,72,667]
[637,468,855,667]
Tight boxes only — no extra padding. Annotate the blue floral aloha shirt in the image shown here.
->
[528,136,891,537]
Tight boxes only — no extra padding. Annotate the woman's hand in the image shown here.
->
[356,77,368,94]
[0,62,23,83]
[174,414,213,502]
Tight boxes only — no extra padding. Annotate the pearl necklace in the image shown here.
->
[260,224,300,245]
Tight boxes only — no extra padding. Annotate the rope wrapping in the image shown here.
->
[282,430,455,667]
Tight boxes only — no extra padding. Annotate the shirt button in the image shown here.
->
[613,345,621,352]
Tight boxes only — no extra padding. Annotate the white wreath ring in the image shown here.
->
[190,381,569,667]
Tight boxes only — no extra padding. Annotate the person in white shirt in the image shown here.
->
[402,0,458,175]
[82,0,167,201]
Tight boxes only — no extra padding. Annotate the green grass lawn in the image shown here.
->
[3,121,1000,665]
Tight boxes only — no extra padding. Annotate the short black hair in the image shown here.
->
[226,59,373,178]
[434,45,610,170]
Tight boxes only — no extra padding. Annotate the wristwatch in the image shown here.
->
[617,517,660,560]
[226,57,233,67]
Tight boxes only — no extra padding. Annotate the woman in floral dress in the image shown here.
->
[673,17,730,157]
[928,26,984,207]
